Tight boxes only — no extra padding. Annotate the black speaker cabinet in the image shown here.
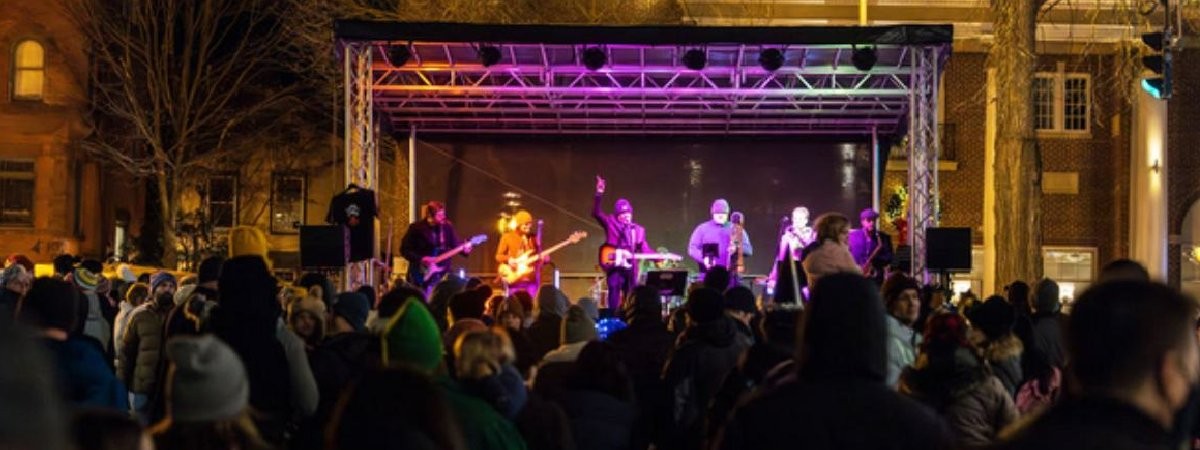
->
[300,225,347,268]
[925,227,972,272]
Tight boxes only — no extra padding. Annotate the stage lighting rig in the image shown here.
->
[852,45,877,71]
[758,48,784,72]
[682,49,707,70]
[387,44,411,67]
[479,45,502,67]
[582,47,607,71]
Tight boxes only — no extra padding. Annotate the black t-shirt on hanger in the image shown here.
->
[326,187,377,262]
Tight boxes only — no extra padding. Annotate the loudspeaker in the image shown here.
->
[925,227,972,272]
[300,225,346,268]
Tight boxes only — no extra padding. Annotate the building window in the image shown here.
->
[0,160,34,226]
[950,246,1096,309]
[206,175,237,229]
[1033,69,1091,135]
[12,40,45,101]
[270,173,305,234]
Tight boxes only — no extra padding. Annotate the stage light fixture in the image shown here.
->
[682,49,707,70]
[758,48,784,72]
[479,45,502,67]
[387,45,411,67]
[851,45,877,71]
[582,47,607,71]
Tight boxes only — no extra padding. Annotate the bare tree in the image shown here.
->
[65,0,302,266]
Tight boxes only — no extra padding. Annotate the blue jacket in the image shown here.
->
[687,220,752,271]
[45,336,128,410]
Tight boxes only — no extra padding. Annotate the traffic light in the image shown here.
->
[1140,30,1172,99]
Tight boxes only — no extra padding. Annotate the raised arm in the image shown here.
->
[592,175,609,224]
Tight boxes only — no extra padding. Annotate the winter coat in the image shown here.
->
[801,240,861,288]
[886,314,922,388]
[440,377,530,450]
[208,307,295,445]
[80,290,113,353]
[119,299,172,394]
[662,317,750,450]
[526,313,563,362]
[293,332,380,450]
[111,300,134,357]
[532,342,588,401]
[277,320,319,418]
[995,396,1175,450]
[45,336,128,410]
[0,287,20,320]
[980,335,1024,396]
[704,341,794,446]
[462,364,529,420]
[558,389,636,450]
[1029,313,1067,369]
[608,317,674,450]
[901,348,1018,448]
[515,392,577,450]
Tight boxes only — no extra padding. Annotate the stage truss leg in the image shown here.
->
[907,45,942,283]
[343,42,378,291]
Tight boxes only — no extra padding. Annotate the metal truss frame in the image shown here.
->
[342,42,378,290]
[906,45,945,282]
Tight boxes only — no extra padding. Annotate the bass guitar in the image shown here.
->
[499,231,587,284]
[598,244,682,270]
[409,234,488,286]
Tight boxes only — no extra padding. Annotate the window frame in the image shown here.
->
[269,172,306,235]
[0,159,36,228]
[1033,65,1092,138]
[205,174,238,230]
[11,39,46,102]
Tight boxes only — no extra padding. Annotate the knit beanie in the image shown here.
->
[881,274,921,308]
[115,263,137,283]
[197,256,225,285]
[513,211,533,226]
[0,264,28,287]
[166,335,250,422]
[228,226,270,266]
[150,271,177,293]
[535,285,569,318]
[966,296,1016,341]
[71,267,99,292]
[288,295,327,340]
[724,286,757,314]
[614,199,633,215]
[333,292,370,332]
[686,287,725,323]
[710,199,731,215]
[560,305,597,345]
[381,298,444,374]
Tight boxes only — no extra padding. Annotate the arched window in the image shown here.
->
[12,40,45,101]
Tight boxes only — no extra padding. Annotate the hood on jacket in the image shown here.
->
[682,315,739,349]
[1033,278,1061,314]
[535,285,569,318]
[798,273,887,383]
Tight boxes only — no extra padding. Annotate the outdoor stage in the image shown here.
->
[334,20,952,296]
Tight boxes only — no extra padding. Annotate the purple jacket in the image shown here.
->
[688,220,753,271]
[848,229,894,270]
[593,194,653,254]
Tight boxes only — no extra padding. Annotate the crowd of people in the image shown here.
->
[0,222,1198,450]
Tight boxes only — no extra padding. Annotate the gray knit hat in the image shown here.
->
[166,335,249,422]
[560,305,597,345]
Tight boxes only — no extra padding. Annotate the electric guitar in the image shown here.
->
[499,231,587,284]
[598,244,682,270]
[408,234,488,286]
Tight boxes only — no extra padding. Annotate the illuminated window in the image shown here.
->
[270,173,305,234]
[0,160,35,226]
[206,175,237,229]
[1033,69,1091,135]
[12,40,45,101]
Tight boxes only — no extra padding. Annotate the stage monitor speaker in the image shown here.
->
[646,270,689,297]
[925,227,972,272]
[300,225,346,268]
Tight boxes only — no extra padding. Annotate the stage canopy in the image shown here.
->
[334,20,952,281]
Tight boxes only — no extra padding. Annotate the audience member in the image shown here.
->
[882,273,922,388]
[966,296,1024,396]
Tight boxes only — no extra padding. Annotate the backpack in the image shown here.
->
[1015,366,1062,415]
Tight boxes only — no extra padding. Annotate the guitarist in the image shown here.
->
[495,210,543,297]
[848,208,893,285]
[593,175,655,313]
[400,201,473,290]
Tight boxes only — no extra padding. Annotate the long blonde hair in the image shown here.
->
[453,328,516,380]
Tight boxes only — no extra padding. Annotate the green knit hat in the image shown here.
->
[380,298,444,374]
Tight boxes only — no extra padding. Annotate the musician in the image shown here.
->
[848,208,894,284]
[400,201,472,289]
[768,206,817,288]
[496,210,542,296]
[687,199,752,278]
[593,176,654,312]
